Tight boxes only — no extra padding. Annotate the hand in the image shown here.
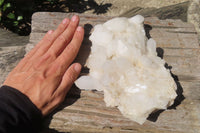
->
[3,15,84,116]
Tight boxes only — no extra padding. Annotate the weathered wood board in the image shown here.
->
[27,12,200,133]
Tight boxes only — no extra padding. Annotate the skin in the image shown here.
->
[3,15,84,116]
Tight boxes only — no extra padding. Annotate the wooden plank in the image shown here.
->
[28,12,200,133]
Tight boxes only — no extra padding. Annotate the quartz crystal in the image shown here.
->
[75,15,177,124]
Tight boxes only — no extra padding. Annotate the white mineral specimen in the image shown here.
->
[75,15,177,124]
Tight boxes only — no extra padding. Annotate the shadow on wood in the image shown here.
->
[167,68,185,110]
[147,47,185,122]
[144,24,185,122]
[144,24,152,39]
[74,24,93,67]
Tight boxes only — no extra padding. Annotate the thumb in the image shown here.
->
[57,63,82,95]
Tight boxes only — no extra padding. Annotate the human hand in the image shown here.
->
[3,15,84,116]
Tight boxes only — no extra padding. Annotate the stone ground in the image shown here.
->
[0,0,200,83]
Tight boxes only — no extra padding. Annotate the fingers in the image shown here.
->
[30,18,70,59]
[17,18,70,71]
[26,16,81,70]
[19,16,79,71]
[54,26,84,74]
[46,15,80,57]
[45,25,84,78]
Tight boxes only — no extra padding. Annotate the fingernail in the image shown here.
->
[71,15,78,22]
[74,63,82,73]
[48,30,53,34]
[76,26,82,32]
[62,18,68,24]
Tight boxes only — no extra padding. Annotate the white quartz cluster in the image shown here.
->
[75,15,177,124]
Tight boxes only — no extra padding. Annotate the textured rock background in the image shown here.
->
[0,29,29,85]
[0,46,25,84]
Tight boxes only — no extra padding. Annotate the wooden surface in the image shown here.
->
[27,12,200,133]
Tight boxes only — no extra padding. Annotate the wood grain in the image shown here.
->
[27,12,200,133]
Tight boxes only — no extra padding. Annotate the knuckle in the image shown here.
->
[58,24,64,31]
[67,44,77,55]
[47,50,57,60]
[43,35,53,44]
[56,25,64,33]
[68,70,76,83]
[58,34,67,43]
[33,52,56,70]
[50,51,57,59]
[47,63,64,77]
